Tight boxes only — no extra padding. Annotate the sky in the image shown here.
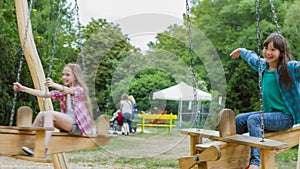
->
[68,0,187,51]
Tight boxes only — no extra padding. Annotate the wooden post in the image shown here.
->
[16,106,33,127]
[297,136,300,169]
[34,130,46,158]
[142,115,145,133]
[169,113,173,134]
[218,109,236,137]
[52,153,69,169]
[97,115,110,135]
[260,149,276,169]
[14,0,53,112]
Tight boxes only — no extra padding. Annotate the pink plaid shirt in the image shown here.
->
[51,86,92,135]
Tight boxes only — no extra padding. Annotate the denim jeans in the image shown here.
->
[236,112,294,166]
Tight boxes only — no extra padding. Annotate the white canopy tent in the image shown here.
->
[152,82,211,127]
[152,82,211,101]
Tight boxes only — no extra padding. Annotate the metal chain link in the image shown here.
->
[255,0,265,142]
[186,0,199,128]
[74,0,86,73]
[269,0,280,34]
[47,0,63,78]
[40,0,64,127]
[9,0,34,126]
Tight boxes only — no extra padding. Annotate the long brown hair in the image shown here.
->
[263,33,294,90]
[66,63,93,119]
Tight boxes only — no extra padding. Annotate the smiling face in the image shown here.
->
[62,66,75,87]
[263,41,281,70]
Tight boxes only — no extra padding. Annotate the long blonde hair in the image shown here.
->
[128,95,136,104]
[66,63,93,119]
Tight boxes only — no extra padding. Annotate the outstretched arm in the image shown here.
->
[13,82,51,98]
[230,48,264,72]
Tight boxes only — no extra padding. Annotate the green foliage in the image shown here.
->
[282,0,300,60]
[129,68,177,113]
[2,0,300,125]
[0,0,21,124]
[82,18,135,114]
[226,61,260,114]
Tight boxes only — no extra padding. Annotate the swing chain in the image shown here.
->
[74,0,86,73]
[186,0,200,128]
[269,0,280,34]
[40,0,64,127]
[9,0,34,126]
[47,0,63,78]
[255,0,265,142]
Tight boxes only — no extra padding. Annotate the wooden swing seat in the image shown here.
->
[0,106,116,169]
[179,109,300,169]
[0,125,115,157]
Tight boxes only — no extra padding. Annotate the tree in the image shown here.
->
[282,0,300,60]
[81,18,135,115]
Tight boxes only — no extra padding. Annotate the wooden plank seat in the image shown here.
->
[0,106,116,169]
[0,124,116,168]
[0,125,115,157]
[179,109,299,169]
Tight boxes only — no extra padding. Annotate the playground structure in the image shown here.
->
[0,0,115,168]
[179,109,300,169]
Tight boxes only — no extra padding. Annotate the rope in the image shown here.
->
[185,0,200,128]
[9,0,34,126]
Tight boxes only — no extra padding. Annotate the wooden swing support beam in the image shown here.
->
[0,1,115,168]
[15,0,53,111]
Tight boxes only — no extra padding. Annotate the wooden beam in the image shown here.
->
[181,128,286,150]
[14,0,53,111]
[0,128,115,156]
[260,149,276,169]
[179,145,221,169]
[297,136,300,169]
[52,153,69,169]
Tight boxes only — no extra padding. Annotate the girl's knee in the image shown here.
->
[247,114,260,124]
[41,111,55,119]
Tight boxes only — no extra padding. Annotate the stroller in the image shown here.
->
[110,110,123,131]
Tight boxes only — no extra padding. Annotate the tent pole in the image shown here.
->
[179,98,182,128]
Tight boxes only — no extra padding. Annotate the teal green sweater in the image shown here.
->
[240,48,300,124]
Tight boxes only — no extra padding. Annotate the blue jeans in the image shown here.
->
[236,112,294,166]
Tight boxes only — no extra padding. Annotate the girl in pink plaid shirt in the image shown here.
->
[13,63,93,156]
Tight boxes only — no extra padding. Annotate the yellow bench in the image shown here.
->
[137,113,178,134]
